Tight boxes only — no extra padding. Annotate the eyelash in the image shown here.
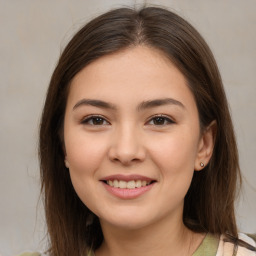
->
[146,114,175,126]
[81,115,110,126]
[81,114,175,126]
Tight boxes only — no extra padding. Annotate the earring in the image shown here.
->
[200,162,205,167]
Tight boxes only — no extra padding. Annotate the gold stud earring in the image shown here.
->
[200,162,205,167]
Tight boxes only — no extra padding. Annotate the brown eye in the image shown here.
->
[92,117,105,125]
[148,116,175,126]
[153,117,166,125]
[82,116,110,125]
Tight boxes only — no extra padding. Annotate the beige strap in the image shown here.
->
[216,233,256,256]
[16,253,41,256]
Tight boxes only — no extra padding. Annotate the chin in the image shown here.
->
[98,209,159,231]
[104,219,152,231]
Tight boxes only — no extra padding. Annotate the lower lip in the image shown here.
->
[102,182,155,199]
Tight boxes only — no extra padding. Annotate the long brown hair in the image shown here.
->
[39,6,242,255]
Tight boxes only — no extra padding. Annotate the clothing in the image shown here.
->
[16,253,41,256]
[194,233,256,256]
[17,233,256,256]
[216,233,256,256]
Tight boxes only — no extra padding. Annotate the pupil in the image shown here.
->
[93,117,103,125]
[154,117,164,125]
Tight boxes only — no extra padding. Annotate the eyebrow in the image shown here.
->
[73,98,185,111]
[73,99,117,110]
[137,98,185,111]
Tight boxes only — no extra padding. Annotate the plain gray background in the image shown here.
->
[0,0,255,255]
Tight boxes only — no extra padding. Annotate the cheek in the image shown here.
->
[65,132,108,177]
[148,132,198,171]
[149,133,198,204]
[147,129,199,199]
[65,134,109,208]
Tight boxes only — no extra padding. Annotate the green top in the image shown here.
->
[193,233,219,256]
[87,233,219,256]
[17,253,41,256]
[17,233,256,256]
[18,233,219,256]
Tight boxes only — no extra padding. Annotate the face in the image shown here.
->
[64,46,212,230]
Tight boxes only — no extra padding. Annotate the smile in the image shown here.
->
[106,180,153,189]
[101,175,156,199]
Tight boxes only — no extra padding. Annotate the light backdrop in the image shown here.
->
[0,0,255,255]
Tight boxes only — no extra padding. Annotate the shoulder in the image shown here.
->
[17,250,94,256]
[217,233,256,256]
[16,252,43,256]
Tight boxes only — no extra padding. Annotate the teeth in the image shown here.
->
[119,180,126,189]
[127,180,135,189]
[135,180,141,188]
[113,180,119,188]
[107,179,152,189]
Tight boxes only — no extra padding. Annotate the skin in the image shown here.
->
[64,46,216,256]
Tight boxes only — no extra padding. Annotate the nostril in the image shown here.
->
[108,139,146,165]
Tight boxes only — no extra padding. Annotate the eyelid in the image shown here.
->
[81,114,110,125]
[146,114,176,125]
[80,114,175,126]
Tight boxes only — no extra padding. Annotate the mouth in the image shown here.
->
[102,179,156,189]
[100,175,156,199]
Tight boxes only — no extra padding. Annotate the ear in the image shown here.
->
[64,158,70,168]
[194,120,217,171]
[60,132,69,168]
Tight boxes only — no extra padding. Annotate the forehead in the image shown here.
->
[67,46,196,111]
[72,46,175,83]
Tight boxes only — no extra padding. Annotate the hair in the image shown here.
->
[39,6,244,255]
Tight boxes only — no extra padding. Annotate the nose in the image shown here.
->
[108,124,146,166]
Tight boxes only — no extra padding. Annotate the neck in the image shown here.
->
[95,215,204,256]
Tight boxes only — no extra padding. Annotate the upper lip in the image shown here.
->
[100,174,156,182]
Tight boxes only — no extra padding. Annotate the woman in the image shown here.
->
[21,6,256,256]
